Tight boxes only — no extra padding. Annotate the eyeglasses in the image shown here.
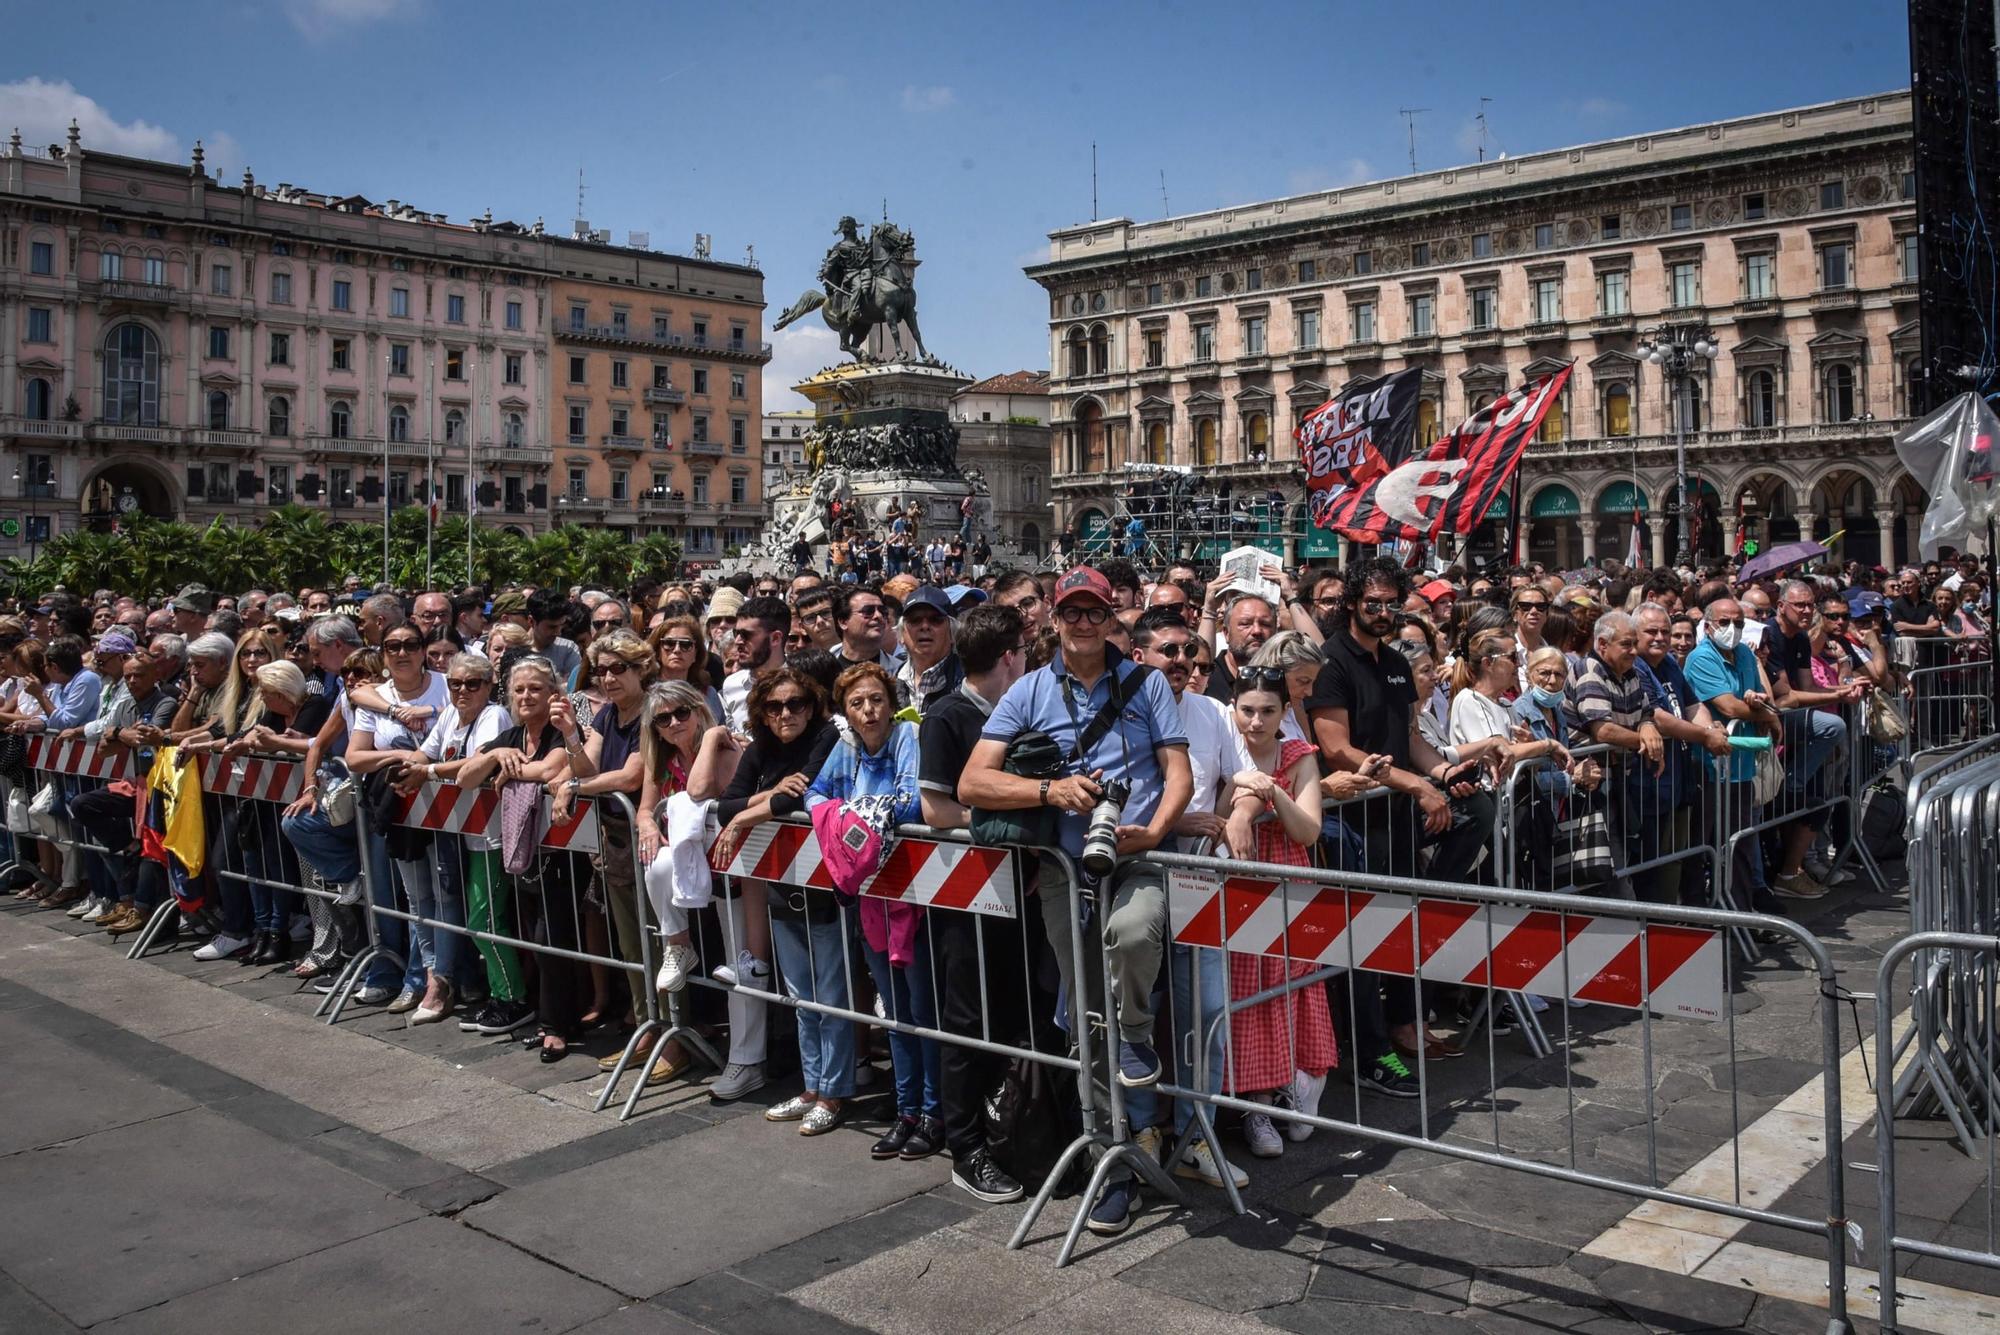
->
[850,604,886,619]
[800,609,833,624]
[762,697,811,717]
[1010,595,1044,611]
[591,618,624,631]
[1358,598,1397,612]
[1058,605,1111,625]
[446,678,489,692]
[383,641,421,654]
[659,637,696,652]
[1709,617,1745,628]
[1148,642,1194,659]
[1515,599,1549,612]
[594,660,633,677]
[654,705,696,726]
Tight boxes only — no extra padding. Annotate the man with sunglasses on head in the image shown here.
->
[959,565,1191,1236]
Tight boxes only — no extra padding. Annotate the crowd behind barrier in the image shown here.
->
[0,545,1993,1297]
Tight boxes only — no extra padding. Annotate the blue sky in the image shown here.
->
[2,0,1910,409]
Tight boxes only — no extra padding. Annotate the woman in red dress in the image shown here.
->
[1223,668,1339,1160]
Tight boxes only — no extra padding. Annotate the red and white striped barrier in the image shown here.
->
[396,780,601,855]
[25,734,126,779]
[1167,870,1724,1022]
[196,753,306,804]
[713,821,1017,918]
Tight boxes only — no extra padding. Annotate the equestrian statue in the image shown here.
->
[774,215,932,362]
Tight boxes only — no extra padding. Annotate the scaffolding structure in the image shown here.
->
[1076,465,1303,570]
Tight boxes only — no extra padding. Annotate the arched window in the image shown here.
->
[1417,400,1440,446]
[1536,396,1566,444]
[445,409,465,444]
[1604,385,1632,437]
[1823,364,1857,423]
[388,405,410,443]
[1745,369,1777,428]
[1066,328,1089,379]
[329,401,352,439]
[504,412,523,447]
[1246,412,1270,460]
[1146,421,1167,465]
[1089,323,1109,375]
[24,378,52,421]
[102,323,161,425]
[206,390,229,430]
[1196,417,1219,466]
[268,396,290,437]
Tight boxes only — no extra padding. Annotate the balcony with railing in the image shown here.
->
[554,320,773,361]
[304,433,388,459]
[1523,418,1904,463]
[188,428,259,450]
[644,385,686,405]
[90,421,180,445]
[0,417,85,441]
[602,433,646,453]
[685,437,726,456]
[96,280,175,306]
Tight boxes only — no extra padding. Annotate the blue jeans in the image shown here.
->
[1169,943,1227,1137]
[1780,708,1846,796]
[279,807,411,989]
[862,927,942,1120]
[771,896,856,1099]
[398,852,462,987]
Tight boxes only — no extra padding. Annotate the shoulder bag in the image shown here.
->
[969,665,1153,850]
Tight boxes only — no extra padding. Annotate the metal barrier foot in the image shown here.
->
[614,994,724,1121]
[593,1019,662,1115]
[1163,1106,1246,1217]
[320,945,405,1025]
[125,902,179,961]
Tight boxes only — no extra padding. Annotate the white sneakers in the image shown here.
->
[1244,1111,1284,1159]
[1286,1069,1327,1143]
[1174,1139,1250,1189]
[713,950,772,990]
[655,941,700,993]
[192,933,251,962]
[68,895,106,919]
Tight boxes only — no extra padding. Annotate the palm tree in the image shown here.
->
[630,533,684,584]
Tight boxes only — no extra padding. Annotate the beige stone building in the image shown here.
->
[1026,91,1921,570]
[951,370,1051,554]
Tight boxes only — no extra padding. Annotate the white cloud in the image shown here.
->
[1287,159,1373,193]
[287,0,405,39]
[0,78,178,159]
[900,85,955,114]
[763,324,840,413]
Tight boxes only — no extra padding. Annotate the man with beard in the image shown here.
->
[1202,590,1277,703]
[721,597,789,731]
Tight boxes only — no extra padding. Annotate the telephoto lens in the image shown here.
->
[1080,778,1132,878]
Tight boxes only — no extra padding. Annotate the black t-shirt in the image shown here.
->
[481,721,564,762]
[1890,595,1932,631]
[918,687,990,799]
[1764,627,1812,689]
[1202,654,1238,704]
[1306,628,1417,769]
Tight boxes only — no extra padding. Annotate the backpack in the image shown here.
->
[1860,779,1907,864]
[984,1057,1085,1198]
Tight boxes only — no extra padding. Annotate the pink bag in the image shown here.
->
[810,798,885,897]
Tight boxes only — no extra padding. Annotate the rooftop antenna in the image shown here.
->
[1477,97,1492,162]
[1091,142,1098,222]
[1399,107,1430,173]
[1160,169,1170,217]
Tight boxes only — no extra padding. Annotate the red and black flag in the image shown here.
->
[1297,368,1425,532]
[1301,365,1574,544]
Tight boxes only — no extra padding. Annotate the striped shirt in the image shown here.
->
[1567,653,1650,739]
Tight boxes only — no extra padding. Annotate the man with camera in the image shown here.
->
[959,565,1192,1235]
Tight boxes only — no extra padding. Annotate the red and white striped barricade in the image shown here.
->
[395,780,600,855]
[711,821,1017,918]
[195,752,307,804]
[1166,869,1724,1022]
[25,734,127,780]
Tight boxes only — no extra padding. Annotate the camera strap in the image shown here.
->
[1060,661,1152,771]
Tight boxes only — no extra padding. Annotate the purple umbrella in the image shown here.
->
[1737,539,1829,583]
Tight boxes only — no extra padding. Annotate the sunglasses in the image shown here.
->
[1358,598,1398,612]
[591,619,625,631]
[654,705,696,726]
[1148,642,1195,659]
[595,660,633,676]
[384,640,422,653]
[850,604,886,619]
[1822,611,1850,621]
[659,637,697,652]
[762,697,812,717]
[1234,668,1290,695]
[1515,599,1549,611]
[1709,617,1745,628]
[1058,605,1110,625]
[446,678,489,692]
[1191,659,1214,673]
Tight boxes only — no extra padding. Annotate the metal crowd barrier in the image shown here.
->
[1900,636,1993,759]
[1873,931,2000,1333]
[10,735,135,936]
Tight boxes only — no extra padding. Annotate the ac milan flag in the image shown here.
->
[1301,365,1575,544]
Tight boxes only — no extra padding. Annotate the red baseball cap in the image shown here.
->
[1419,579,1457,604]
[1053,566,1115,608]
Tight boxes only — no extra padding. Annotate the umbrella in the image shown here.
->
[1736,539,1828,583]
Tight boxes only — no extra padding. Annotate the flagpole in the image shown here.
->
[382,352,391,587]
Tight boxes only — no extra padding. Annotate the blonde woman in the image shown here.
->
[1247,630,1324,744]
[628,679,716,1083]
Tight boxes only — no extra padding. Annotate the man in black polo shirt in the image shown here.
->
[916,603,1036,1204]
[1307,556,1482,1093]
[1763,578,1864,897]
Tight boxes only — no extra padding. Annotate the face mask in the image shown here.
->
[1530,685,1564,709]
[1708,623,1740,652]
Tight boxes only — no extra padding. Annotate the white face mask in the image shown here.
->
[1708,623,1740,652]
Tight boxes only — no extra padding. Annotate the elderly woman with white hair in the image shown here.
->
[1247,630,1324,744]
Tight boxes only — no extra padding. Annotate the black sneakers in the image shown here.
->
[1358,1052,1421,1099]
[951,1147,1024,1203]
[467,1000,535,1035]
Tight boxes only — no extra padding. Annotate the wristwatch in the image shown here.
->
[1039,779,1052,806]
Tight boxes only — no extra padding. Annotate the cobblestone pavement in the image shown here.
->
[2,863,1994,1334]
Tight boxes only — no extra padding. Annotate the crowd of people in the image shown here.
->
[0,544,1990,1235]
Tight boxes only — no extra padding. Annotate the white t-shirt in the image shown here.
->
[721,668,753,733]
[1177,689,1252,852]
[1449,688,1514,752]
[354,671,449,751]
[419,702,510,848]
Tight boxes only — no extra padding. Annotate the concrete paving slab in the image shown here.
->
[567,1303,713,1335]
[462,1110,947,1297]
[1115,1205,1322,1313]
[1018,1276,1276,1332]
[654,1271,880,1335]
[0,1107,419,1327]
[0,1012,196,1154]
[729,1191,972,1292]
[386,1096,612,1171]
[789,1226,1095,1335]
[91,1216,620,1335]
[0,1266,82,1335]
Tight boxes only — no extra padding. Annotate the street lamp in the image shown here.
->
[1639,322,1718,567]
[10,466,40,564]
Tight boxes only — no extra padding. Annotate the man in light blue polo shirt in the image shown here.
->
[1682,595,1781,914]
[961,564,1191,1235]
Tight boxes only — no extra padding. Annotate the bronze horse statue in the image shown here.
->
[774,221,931,363]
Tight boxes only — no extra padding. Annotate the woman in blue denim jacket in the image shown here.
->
[802,661,941,1159]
